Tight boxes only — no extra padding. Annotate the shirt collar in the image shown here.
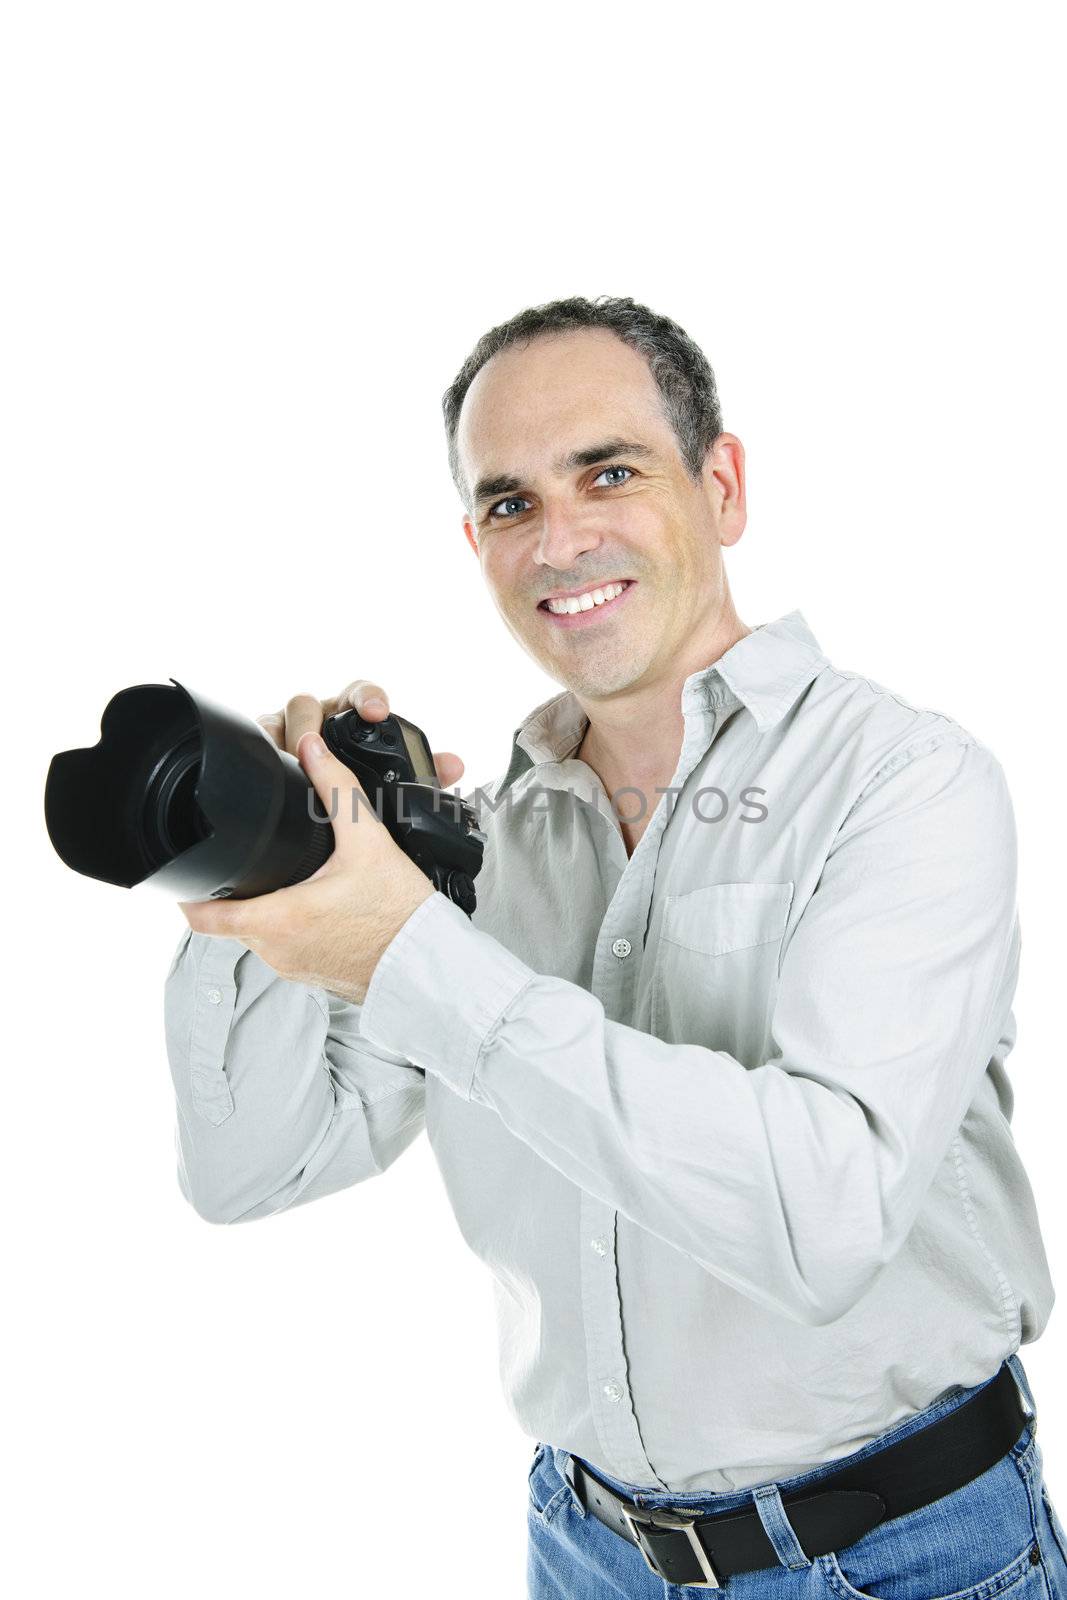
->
[496,609,829,796]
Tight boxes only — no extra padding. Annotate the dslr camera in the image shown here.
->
[44,680,486,915]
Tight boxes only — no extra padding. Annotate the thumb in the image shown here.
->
[297,730,384,855]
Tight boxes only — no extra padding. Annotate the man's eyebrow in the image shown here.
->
[472,438,658,509]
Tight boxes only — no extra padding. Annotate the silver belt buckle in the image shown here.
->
[621,1504,722,1589]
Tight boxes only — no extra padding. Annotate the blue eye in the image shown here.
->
[488,496,532,520]
[486,465,634,521]
[593,465,633,488]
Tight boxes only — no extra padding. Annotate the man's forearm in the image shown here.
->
[164,927,426,1223]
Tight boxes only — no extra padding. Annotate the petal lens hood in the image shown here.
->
[44,679,333,899]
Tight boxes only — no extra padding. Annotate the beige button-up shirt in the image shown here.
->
[163,610,1054,1492]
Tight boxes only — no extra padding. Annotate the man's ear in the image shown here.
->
[703,434,746,546]
[463,516,479,558]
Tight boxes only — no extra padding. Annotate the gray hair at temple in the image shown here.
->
[441,294,725,516]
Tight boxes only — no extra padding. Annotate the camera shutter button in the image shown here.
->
[449,871,477,915]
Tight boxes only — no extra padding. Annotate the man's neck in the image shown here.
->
[573,606,752,809]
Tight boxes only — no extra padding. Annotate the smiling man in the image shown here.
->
[454,320,749,857]
[168,296,1059,1599]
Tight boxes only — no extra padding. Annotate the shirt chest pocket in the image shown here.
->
[649,881,794,1064]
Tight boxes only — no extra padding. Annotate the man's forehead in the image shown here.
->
[457,331,671,487]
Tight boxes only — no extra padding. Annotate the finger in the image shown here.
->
[256,712,285,750]
[297,730,382,854]
[178,896,251,940]
[283,693,326,757]
[338,679,390,719]
[432,751,465,787]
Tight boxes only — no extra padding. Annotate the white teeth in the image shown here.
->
[546,581,626,615]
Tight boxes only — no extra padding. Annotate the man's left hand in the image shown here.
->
[178,731,436,1004]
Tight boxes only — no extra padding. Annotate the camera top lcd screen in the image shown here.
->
[394,716,438,787]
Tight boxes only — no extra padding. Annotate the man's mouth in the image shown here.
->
[537,579,636,625]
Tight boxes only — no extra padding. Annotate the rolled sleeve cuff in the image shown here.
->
[359,891,535,1100]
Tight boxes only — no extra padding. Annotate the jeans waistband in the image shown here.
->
[565,1352,1036,1513]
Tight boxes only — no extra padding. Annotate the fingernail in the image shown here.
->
[304,733,326,759]
[364,697,388,715]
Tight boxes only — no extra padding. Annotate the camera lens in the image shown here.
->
[45,680,485,916]
[44,679,339,899]
[142,732,210,868]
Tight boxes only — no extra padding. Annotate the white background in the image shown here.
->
[4,3,1065,1595]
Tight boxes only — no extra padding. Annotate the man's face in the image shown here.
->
[458,327,744,702]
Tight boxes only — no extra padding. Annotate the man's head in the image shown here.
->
[442,295,746,704]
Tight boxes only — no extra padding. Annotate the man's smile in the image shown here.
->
[537,579,637,627]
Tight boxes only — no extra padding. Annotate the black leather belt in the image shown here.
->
[564,1360,1031,1590]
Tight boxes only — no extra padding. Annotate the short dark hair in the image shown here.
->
[441,294,724,514]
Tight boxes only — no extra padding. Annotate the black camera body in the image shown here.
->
[320,705,484,913]
[44,680,487,917]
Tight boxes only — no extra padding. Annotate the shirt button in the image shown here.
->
[590,1236,608,1256]
[602,1381,624,1403]
[611,937,632,959]
[206,988,222,1005]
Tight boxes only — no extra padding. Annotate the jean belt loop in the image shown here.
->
[751,1483,813,1571]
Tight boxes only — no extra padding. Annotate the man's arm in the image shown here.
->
[165,929,426,1224]
[358,735,1019,1328]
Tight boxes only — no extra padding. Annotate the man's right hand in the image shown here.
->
[255,680,465,789]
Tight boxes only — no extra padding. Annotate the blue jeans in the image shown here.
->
[527,1355,1067,1600]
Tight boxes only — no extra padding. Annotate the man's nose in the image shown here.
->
[533,499,602,569]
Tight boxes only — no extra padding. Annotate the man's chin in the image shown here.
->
[548,649,651,701]
[504,608,650,693]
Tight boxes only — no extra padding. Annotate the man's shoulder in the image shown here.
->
[812,654,980,749]
[803,655,1007,810]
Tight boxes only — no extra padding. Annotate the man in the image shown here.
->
[169,296,1061,1597]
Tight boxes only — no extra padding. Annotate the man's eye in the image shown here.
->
[593,465,634,488]
[488,496,532,521]
[486,466,633,522]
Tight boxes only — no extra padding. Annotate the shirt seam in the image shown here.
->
[332,1080,424,1110]
[936,888,1020,1346]
[845,727,977,818]
[950,1132,1022,1347]
[819,663,968,732]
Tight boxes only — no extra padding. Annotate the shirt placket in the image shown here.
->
[576,683,737,1485]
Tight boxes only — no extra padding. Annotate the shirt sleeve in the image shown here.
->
[358,736,1020,1327]
[164,927,427,1224]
